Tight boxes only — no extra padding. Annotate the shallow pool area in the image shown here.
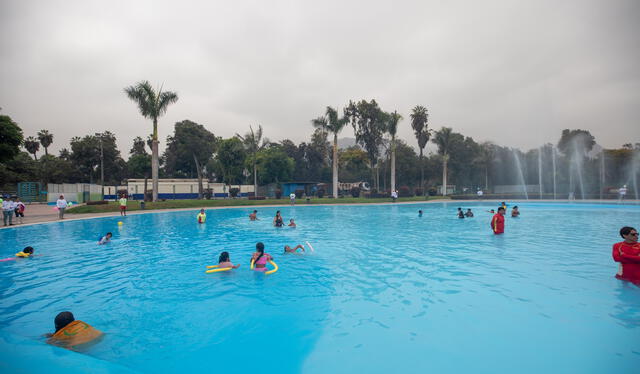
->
[1,202,639,373]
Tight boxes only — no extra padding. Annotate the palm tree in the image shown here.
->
[236,125,266,197]
[313,107,348,198]
[387,111,403,194]
[433,127,454,196]
[37,130,53,156]
[124,81,178,202]
[410,105,430,192]
[24,136,40,160]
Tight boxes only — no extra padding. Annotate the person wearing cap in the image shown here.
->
[56,195,68,219]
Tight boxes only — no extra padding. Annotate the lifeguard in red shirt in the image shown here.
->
[612,226,640,284]
[491,207,505,234]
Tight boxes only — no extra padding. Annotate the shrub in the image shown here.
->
[398,186,412,197]
[350,187,360,198]
[317,188,325,198]
[295,189,304,198]
[428,187,437,196]
[229,187,240,198]
[275,189,282,199]
[414,188,424,196]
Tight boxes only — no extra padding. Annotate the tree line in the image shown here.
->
[1,81,638,199]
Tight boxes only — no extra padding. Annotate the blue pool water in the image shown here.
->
[1,202,639,373]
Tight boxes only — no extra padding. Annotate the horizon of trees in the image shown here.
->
[1,105,638,198]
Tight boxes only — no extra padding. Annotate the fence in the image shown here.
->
[47,183,102,204]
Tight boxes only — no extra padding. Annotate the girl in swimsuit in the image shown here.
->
[251,242,273,272]
[218,251,240,269]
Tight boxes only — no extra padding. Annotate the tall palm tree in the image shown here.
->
[387,111,403,193]
[24,136,40,160]
[313,107,348,198]
[433,127,454,196]
[37,130,53,156]
[410,105,430,192]
[124,81,178,202]
[236,125,266,197]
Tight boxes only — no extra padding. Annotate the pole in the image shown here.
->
[96,133,104,200]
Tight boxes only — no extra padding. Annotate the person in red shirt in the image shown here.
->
[491,207,505,234]
[612,226,640,284]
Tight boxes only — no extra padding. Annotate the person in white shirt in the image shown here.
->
[56,195,68,219]
[477,189,483,199]
[290,192,296,205]
[619,185,628,201]
[2,196,16,226]
[391,190,398,202]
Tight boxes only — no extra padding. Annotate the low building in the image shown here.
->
[107,179,255,200]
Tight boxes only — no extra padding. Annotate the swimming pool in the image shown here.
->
[1,202,639,373]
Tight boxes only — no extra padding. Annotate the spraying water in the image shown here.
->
[538,147,543,199]
[552,146,557,200]
[512,149,529,200]
[571,138,586,200]
[600,151,606,200]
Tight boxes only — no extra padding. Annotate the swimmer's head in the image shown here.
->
[200,209,205,213]
[467,209,472,211]
[290,219,294,223]
[498,207,505,213]
[513,206,518,209]
[54,311,75,332]
[620,226,638,242]
[219,251,230,263]
[23,246,34,254]
[276,210,280,215]
[106,232,112,238]
[256,242,265,253]
[457,207,462,211]
[253,210,257,213]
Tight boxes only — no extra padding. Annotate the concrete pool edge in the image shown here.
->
[1,199,638,230]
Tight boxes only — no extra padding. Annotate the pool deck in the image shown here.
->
[1,199,637,230]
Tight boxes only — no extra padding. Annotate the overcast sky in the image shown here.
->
[1,0,639,158]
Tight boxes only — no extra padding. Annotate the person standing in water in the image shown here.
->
[251,242,273,272]
[612,226,640,284]
[511,206,520,217]
[457,207,465,219]
[491,207,505,234]
[249,210,259,221]
[197,209,206,224]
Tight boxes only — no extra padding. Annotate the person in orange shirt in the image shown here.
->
[45,311,103,350]
[491,207,505,234]
[612,226,640,284]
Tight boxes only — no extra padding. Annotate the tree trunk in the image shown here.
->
[193,153,203,200]
[152,118,159,202]
[333,133,338,199]
[442,154,448,196]
[419,148,424,193]
[143,177,148,202]
[33,152,38,161]
[391,138,396,193]
[485,167,489,191]
[44,148,48,156]
[253,161,258,198]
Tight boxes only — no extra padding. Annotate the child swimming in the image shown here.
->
[284,244,305,253]
[218,251,241,269]
[251,242,273,272]
[1,246,35,262]
[98,232,112,245]
[288,219,296,227]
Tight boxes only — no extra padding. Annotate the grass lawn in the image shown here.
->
[68,196,449,214]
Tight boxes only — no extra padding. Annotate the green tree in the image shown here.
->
[387,110,403,193]
[475,142,495,190]
[339,146,370,183]
[345,99,387,191]
[127,154,151,178]
[37,130,54,156]
[313,106,349,198]
[557,129,596,156]
[124,80,179,201]
[216,137,247,184]
[410,105,430,191]
[0,115,24,163]
[38,154,78,184]
[236,125,267,196]
[163,120,216,199]
[255,146,295,184]
[70,132,125,185]
[24,136,40,160]
[130,136,148,156]
[432,127,454,195]
[0,152,38,185]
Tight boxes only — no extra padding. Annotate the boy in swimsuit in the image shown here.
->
[249,210,259,220]
[98,232,112,245]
